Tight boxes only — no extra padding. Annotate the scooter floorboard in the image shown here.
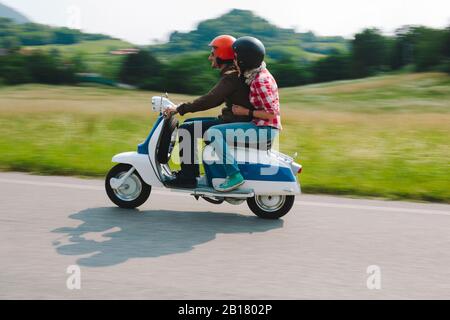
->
[192,186,254,199]
[165,185,254,198]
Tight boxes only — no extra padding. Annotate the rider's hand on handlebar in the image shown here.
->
[163,106,178,118]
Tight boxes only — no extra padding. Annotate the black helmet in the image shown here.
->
[232,36,265,71]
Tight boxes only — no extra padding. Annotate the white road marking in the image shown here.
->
[1,177,449,216]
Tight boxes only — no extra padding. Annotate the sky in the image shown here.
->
[2,0,450,45]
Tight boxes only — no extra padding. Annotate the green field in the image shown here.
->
[0,72,449,202]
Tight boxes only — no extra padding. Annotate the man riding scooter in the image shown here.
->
[164,35,253,188]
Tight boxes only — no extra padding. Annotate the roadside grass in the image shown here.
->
[282,72,450,113]
[0,72,449,202]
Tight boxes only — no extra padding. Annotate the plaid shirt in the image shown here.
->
[249,68,282,130]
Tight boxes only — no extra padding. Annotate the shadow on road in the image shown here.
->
[52,207,283,267]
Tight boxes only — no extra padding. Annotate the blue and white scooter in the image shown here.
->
[105,95,302,219]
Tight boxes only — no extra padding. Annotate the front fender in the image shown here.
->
[112,152,163,187]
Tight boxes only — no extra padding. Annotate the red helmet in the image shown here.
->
[209,35,236,61]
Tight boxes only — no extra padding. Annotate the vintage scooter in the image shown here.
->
[105,95,302,219]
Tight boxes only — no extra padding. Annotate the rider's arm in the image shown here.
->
[252,109,277,120]
[176,76,236,116]
[232,105,276,120]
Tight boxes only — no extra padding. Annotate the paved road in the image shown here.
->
[1,172,450,299]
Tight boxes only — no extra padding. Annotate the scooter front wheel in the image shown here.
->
[247,195,295,219]
[105,163,151,209]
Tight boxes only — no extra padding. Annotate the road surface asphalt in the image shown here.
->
[1,172,449,299]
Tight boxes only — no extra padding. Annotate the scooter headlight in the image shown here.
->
[151,96,163,113]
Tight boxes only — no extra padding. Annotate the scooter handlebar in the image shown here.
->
[151,96,176,113]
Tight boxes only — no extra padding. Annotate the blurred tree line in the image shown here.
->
[1,24,449,94]
[119,25,450,93]
[0,48,82,85]
[0,17,111,48]
[149,9,348,59]
[118,51,217,93]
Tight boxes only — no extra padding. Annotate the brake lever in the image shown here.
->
[163,109,177,119]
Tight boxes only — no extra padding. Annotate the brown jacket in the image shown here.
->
[176,65,253,123]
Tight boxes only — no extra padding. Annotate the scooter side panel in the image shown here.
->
[203,146,301,195]
[112,152,163,187]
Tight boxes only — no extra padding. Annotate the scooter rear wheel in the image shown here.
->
[105,164,151,209]
[247,195,295,219]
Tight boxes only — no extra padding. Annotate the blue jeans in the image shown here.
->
[204,122,279,177]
